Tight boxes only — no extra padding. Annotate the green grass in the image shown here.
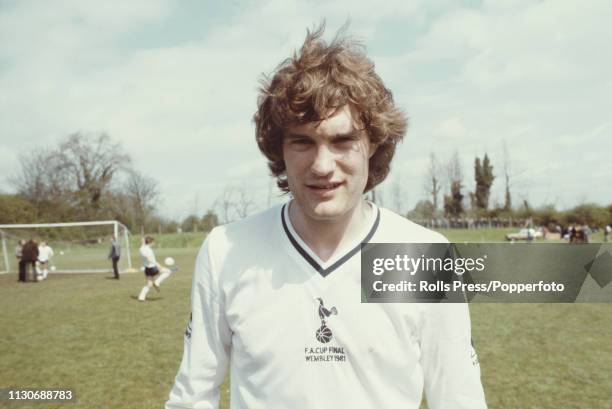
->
[435,227,518,242]
[1,229,611,408]
[128,232,208,250]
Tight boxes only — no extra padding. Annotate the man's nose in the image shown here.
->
[310,144,336,177]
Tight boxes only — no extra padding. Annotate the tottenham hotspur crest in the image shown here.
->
[315,298,338,343]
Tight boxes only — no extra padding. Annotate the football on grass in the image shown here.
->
[164,257,175,266]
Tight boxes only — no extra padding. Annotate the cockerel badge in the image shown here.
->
[315,298,338,343]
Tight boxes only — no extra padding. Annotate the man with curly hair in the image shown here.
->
[167,25,487,409]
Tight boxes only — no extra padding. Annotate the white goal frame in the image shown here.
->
[0,220,132,274]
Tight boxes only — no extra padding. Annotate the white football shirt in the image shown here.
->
[38,245,54,262]
[166,202,487,409]
[140,244,157,268]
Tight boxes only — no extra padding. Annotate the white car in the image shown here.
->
[505,228,542,241]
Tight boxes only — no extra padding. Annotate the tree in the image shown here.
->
[502,141,512,211]
[424,153,442,212]
[407,200,435,220]
[516,199,534,221]
[10,132,131,221]
[0,194,36,224]
[105,191,135,230]
[181,215,201,233]
[443,151,464,217]
[532,204,561,228]
[123,170,159,233]
[56,132,131,217]
[234,186,255,219]
[214,185,255,223]
[201,210,219,232]
[474,154,494,210]
[215,187,235,224]
[564,203,609,227]
[163,220,180,234]
[10,148,72,220]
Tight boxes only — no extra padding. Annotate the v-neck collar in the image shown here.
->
[280,201,380,277]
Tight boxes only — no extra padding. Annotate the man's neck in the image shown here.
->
[289,199,372,262]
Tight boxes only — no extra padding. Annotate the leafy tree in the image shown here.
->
[564,203,609,227]
[407,200,435,220]
[532,205,561,228]
[56,133,131,217]
[444,181,464,217]
[145,215,178,234]
[10,133,131,221]
[201,210,219,232]
[163,220,180,234]
[181,215,200,233]
[0,194,36,224]
[443,151,464,217]
[474,154,494,210]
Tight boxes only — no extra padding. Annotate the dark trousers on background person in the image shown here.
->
[112,257,120,279]
[18,260,27,282]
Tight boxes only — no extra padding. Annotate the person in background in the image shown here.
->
[21,239,39,282]
[138,236,173,301]
[37,241,54,280]
[108,236,121,279]
[15,239,26,283]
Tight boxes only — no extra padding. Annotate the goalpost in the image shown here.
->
[0,221,133,274]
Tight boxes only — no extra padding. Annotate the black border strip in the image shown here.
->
[281,203,381,277]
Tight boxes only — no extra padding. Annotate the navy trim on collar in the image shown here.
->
[281,204,380,277]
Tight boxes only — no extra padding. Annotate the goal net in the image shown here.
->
[0,221,133,275]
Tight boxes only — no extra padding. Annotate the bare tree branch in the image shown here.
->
[123,170,159,232]
[423,152,442,212]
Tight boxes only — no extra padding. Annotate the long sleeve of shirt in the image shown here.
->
[166,230,231,409]
[420,303,487,409]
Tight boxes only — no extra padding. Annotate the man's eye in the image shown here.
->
[292,139,312,145]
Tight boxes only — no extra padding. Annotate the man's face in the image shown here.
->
[283,105,374,222]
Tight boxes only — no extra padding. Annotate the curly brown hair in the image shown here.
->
[254,24,407,193]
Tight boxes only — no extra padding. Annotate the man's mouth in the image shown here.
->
[307,182,343,191]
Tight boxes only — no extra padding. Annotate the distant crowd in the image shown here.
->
[555,224,612,243]
[14,239,54,282]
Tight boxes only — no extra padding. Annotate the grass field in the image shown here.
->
[1,229,611,408]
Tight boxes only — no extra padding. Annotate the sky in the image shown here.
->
[1,0,610,220]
